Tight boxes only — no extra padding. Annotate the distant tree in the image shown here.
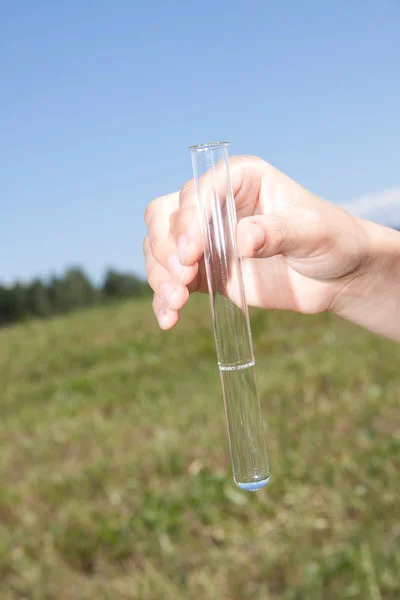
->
[61,267,96,311]
[0,287,16,324]
[48,276,69,314]
[0,283,29,324]
[0,266,148,329]
[102,269,143,299]
[138,280,152,296]
[26,279,52,318]
[13,283,30,320]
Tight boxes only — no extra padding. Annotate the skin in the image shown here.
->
[143,155,400,343]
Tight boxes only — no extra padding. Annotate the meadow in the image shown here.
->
[1,295,399,599]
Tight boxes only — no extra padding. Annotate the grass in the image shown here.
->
[0,295,399,599]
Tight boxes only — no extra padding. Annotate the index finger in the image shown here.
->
[145,191,198,283]
[172,155,268,266]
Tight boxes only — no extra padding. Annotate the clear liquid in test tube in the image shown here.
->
[189,142,270,491]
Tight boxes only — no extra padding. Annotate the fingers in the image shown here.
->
[144,237,190,309]
[144,192,178,269]
[145,192,199,285]
[173,155,267,267]
[152,293,180,330]
[237,213,327,260]
[237,215,291,258]
[172,179,204,267]
[146,156,267,274]
[147,259,187,330]
[144,155,268,329]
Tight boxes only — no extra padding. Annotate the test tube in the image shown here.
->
[189,142,270,491]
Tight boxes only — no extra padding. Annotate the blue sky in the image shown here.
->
[1,1,399,284]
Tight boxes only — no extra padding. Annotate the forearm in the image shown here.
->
[334,219,400,342]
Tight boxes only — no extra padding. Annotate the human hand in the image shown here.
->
[143,155,370,330]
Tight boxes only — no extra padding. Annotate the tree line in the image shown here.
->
[0,267,151,327]
[3,222,400,328]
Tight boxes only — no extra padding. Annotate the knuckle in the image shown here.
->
[152,292,160,311]
[229,154,265,171]
[142,235,149,255]
[178,205,197,230]
[180,178,195,198]
[144,251,160,290]
[144,198,159,227]
[147,263,161,291]
[149,237,164,262]
[270,217,290,252]
[278,222,290,250]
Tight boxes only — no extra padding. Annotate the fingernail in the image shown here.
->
[160,282,177,307]
[169,253,187,282]
[248,221,265,250]
[177,235,189,264]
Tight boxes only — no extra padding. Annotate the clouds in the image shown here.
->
[340,186,400,226]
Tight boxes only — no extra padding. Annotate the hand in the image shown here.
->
[143,155,369,330]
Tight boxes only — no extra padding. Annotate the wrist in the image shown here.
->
[333,218,400,341]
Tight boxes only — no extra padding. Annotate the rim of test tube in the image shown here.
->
[189,141,229,151]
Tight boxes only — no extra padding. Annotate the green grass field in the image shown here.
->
[1,296,400,599]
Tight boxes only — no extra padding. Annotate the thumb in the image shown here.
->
[237,214,321,259]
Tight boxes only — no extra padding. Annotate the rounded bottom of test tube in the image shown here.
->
[236,476,270,492]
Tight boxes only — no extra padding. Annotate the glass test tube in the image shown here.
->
[189,142,270,491]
